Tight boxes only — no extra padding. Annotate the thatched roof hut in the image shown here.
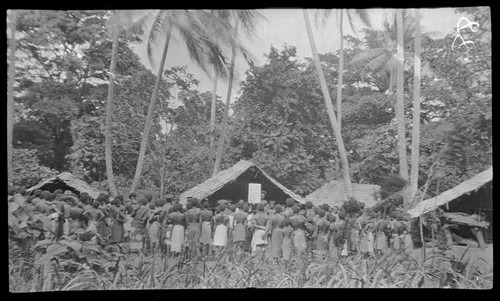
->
[305,180,381,208]
[27,172,106,199]
[407,166,492,218]
[179,160,305,206]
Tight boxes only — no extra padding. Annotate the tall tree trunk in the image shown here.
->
[337,10,344,131]
[212,47,236,176]
[209,66,218,157]
[105,15,120,197]
[303,10,354,198]
[130,24,172,194]
[409,9,421,205]
[395,9,409,206]
[7,10,17,186]
[160,152,166,199]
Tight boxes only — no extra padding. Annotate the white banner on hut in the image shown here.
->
[248,183,261,204]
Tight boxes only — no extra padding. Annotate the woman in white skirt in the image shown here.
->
[212,206,229,253]
[169,203,186,257]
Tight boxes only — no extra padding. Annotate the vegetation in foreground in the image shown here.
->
[9,237,492,291]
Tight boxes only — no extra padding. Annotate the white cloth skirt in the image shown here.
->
[213,224,228,247]
[170,225,185,253]
[251,229,267,252]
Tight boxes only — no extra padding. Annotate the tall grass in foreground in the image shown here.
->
[9,240,492,291]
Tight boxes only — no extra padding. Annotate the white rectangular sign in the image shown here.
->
[248,183,261,204]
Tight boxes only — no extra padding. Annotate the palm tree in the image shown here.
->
[409,9,421,205]
[105,10,150,196]
[303,9,354,198]
[212,10,263,176]
[207,46,229,158]
[316,9,371,131]
[395,9,410,206]
[8,10,17,187]
[350,11,414,94]
[212,44,236,176]
[129,10,240,194]
[209,65,219,154]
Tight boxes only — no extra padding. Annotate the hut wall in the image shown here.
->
[205,167,295,206]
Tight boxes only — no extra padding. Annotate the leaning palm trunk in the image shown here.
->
[159,151,166,199]
[303,10,354,198]
[7,10,17,186]
[409,9,421,204]
[395,9,409,207]
[213,47,236,176]
[337,10,344,131]
[413,9,424,260]
[130,24,172,194]
[210,66,218,156]
[104,15,120,197]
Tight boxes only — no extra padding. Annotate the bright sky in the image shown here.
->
[133,8,465,104]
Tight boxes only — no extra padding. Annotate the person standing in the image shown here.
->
[199,202,214,256]
[269,204,285,261]
[245,204,255,253]
[374,214,389,257]
[186,198,202,256]
[232,203,249,256]
[130,197,151,253]
[68,200,84,234]
[109,195,126,244]
[84,201,105,235]
[337,211,350,257]
[226,204,236,252]
[281,218,294,262]
[290,205,307,257]
[305,201,315,224]
[313,209,330,258]
[283,198,295,218]
[169,203,186,257]
[250,203,270,255]
[213,205,229,253]
[402,229,414,253]
[327,213,339,259]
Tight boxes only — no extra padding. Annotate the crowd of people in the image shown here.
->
[8,186,415,261]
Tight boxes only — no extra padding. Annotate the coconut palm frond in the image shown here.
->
[208,46,230,81]
[146,11,167,68]
[347,9,358,36]
[178,22,211,78]
[237,41,257,66]
[350,48,387,67]
[314,8,333,28]
[194,10,235,51]
[383,54,402,73]
[346,9,372,38]
[234,9,265,38]
[355,9,372,28]
[122,12,152,38]
[360,56,384,82]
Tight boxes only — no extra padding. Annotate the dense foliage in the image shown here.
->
[10,8,491,202]
[8,238,493,290]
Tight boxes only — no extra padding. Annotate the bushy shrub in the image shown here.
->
[10,148,58,187]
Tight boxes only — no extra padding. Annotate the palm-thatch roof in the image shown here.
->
[179,160,305,205]
[27,172,106,199]
[305,180,381,208]
[407,166,492,218]
[441,212,489,228]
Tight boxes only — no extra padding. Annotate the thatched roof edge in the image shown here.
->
[407,166,492,218]
[305,180,381,208]
[27,172,106,199]
[179,160,305,204]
